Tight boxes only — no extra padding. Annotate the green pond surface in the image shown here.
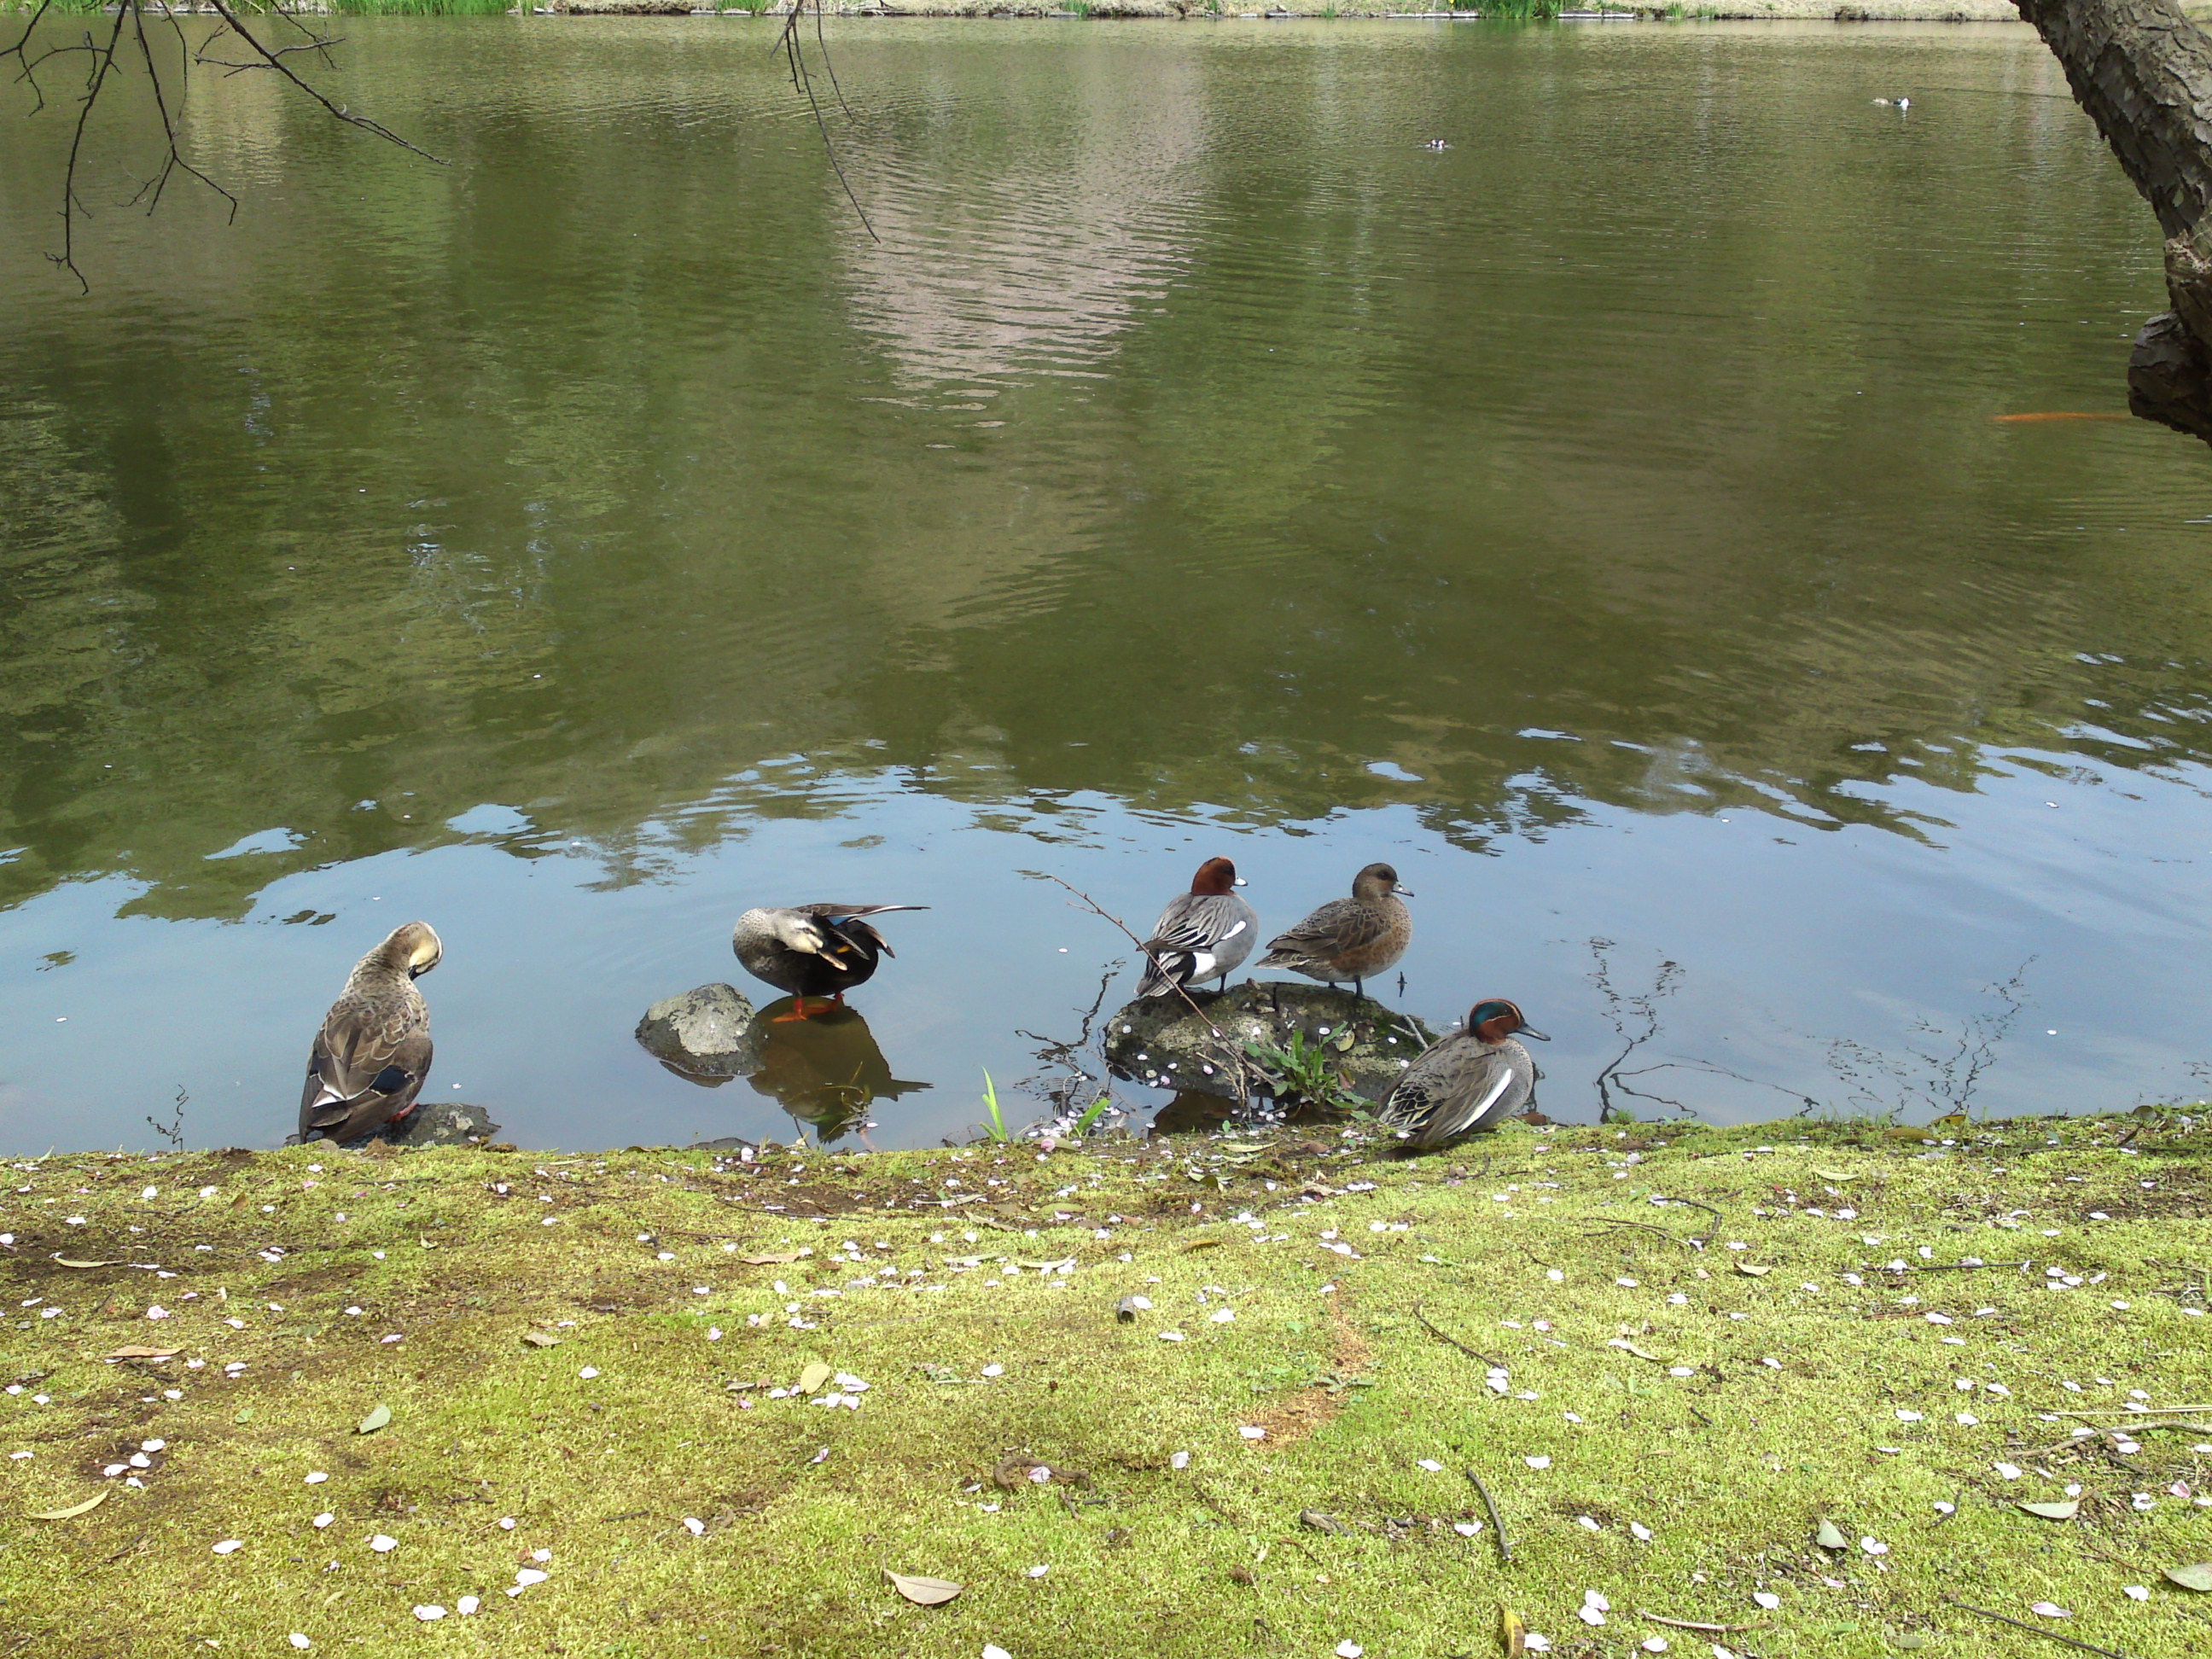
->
[3,15,2209,1152]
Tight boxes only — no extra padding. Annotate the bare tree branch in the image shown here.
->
[4,0,439,288]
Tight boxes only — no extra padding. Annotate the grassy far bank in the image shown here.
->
[0,3,2040,23]
[3,1115,2211,1656]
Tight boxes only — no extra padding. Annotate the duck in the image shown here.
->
[1137,855,1258,998]
[732,903,926,1021]
[1255,862,1412,998]
[1379,998,1548,1148]
[298,921,441,1145]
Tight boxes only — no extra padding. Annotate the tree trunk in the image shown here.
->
[2012,0,2212,439]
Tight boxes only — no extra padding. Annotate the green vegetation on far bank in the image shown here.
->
[4,1112,2210,1656]
[0,2,2036,22]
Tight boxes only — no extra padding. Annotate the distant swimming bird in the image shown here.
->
[298,921,441,1145]
[1424,138,1449,150]
[733,904,926,1021]
[1380,998,1548,1148]
[1896,96,1911,111]
[1137,856,1258,998]
[1256,862,1412,998]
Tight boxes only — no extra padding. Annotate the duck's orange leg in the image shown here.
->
[773,995,818,1024]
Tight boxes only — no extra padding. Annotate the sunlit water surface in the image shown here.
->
[4,17,2211,1152]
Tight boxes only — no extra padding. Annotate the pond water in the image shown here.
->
[4,15,2211,1153]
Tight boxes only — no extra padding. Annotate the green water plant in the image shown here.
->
[978,1068,1011,1142]
[1243,1028,1366,1115]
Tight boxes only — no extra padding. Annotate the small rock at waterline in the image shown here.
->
[635,983,761,1081]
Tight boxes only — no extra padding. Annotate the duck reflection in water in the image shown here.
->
[745,999,929,1145]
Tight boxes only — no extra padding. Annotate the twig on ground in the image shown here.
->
[1411,1301,1505,1367]
[1638,1611,1766,1634]
[1944,1597,2132,1658]
[1890,1260,2030,1272]
[1464,1470,1511,1564]
[2048,1404,2212,1417]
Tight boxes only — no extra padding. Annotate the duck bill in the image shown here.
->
[1394,887,1415,899]
[1517,1026,1551,1042]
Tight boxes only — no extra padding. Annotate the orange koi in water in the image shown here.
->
[1990,411,2130,423]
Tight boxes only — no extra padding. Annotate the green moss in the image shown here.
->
[3,1117,2209,1654]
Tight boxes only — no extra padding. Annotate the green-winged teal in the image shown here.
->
[732,903,926,1022]
[1137,856,1258,998]
[298,921,441,1144]
[1380,998,1547,1148]
[1256,862,1412,998]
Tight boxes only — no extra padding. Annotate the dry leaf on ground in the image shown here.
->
[884,1569,963,1605]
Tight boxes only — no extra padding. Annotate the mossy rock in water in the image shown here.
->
[393,1100,503,1148]
[635,983,762,1082]
[1102,980,1435,1105]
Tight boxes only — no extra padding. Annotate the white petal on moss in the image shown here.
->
[1335,1644,1363,1659]
[212,1540,243,1556]
[1239,1426,1266,1441]
[413,1606,445,1622]
[1752,1592,1779,1610]
[2030,1602,2070,1618]
[288,1638,311,1650]
[312,1513,334,1529]
[370,1534,398,1553]
[1525,1455,1551,1470]
[457,1597,480,1615]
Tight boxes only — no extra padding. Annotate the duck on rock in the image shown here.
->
[1380,998,1547,1149]
[732,903,926,1022]
[1137,856,1257,998]
[1256,862,1412,998]
[298,921,441,1145]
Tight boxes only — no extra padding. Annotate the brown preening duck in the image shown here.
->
[1256,862,1412,998]
[298,921,441,1145]
[732,904,927,1022]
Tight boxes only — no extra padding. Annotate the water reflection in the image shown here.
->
[743,1002,931,1146]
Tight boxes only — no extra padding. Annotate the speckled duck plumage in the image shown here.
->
[1380,998,1547,1149]
[732,903,926,1016]
[298,921,441,1145]
[1256,862,1412,997]
[1138,856,1258,998]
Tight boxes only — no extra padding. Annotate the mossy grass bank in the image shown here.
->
[4,1113,2209,1655]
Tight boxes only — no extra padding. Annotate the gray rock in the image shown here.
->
[393,1099,504,1147]
[284,1098,501,1149]
[1103,980,1435,1106]
[636,983,762,1081]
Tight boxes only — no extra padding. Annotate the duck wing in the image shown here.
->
[1138,894,1258,995]
[1260,896,1388,967]
[1382,1037,1522,1150]
[300,988,431,1142]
